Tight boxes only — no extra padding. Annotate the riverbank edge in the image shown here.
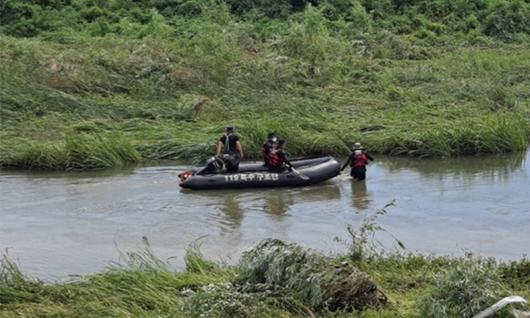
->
[1,239,529,317]
[1,117,529,171]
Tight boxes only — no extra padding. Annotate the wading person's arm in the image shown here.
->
[341,155,352,171]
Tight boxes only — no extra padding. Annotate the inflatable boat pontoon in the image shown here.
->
[179,156,340,190]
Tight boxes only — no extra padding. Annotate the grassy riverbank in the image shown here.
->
[2,205,530,317]
[1,240,529,317]
[1,1,529,169]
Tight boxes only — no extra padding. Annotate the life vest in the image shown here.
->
[267,148,283,167]
[351,150,368,168]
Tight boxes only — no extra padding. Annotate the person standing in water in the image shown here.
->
[341,142,374,181]
[216,126,243,172]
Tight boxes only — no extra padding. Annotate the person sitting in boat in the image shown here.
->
[267,139,293,172]
[262,132,277,166]
[216,126,243,172]
[197,156,224,175]
[340,142,374,181]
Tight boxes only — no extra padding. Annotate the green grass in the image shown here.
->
[0,2,529,169]
[1,240,529,318]
[0,134,140,170]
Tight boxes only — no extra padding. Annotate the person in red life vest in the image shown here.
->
[216,126,244,172]
[262,132,277,166]
[341,142,374,181]
[267,139,293,172]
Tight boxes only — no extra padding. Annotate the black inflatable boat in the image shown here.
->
[179,156,340,190]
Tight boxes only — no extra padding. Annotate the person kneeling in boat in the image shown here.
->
[267,139,293,172]
[341,142,374,181]
[262,132,277,167]
[216,126,244,172]
[197,156,224,175]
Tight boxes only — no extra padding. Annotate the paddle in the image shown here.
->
[290,166,309,181]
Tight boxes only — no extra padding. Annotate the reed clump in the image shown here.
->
[237,239,386,312]
[0,134,140,170]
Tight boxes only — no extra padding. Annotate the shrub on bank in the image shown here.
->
[237,239,386,311]
[1,0,529,41]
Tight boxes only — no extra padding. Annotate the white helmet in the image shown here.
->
[353,142,362,149]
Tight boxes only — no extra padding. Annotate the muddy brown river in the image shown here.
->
[1,150,529,279]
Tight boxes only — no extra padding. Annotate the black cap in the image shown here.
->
[267,132,275,139]
[226,126,234,132]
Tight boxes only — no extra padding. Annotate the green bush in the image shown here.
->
[362,0,393,18]
[281,5,339,66]
[1,0,529,40]
[79,6,106,22]
[484,0,530,40]
[225,0,313,19]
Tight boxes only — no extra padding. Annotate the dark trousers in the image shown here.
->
[351,167,366,181]
[224,153,241,172]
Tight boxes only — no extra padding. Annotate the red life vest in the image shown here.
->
[351,151,368,168]
[267,148,282,167]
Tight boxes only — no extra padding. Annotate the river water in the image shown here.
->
[1,151,529,279]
